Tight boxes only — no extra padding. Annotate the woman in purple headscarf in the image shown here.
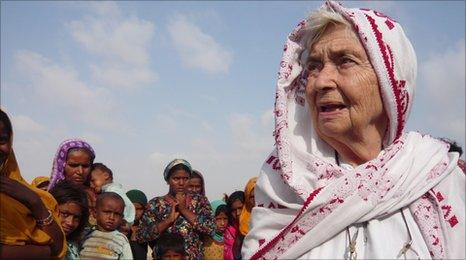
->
[48,139,95,191]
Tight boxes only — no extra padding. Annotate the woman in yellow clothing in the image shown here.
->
[0,109,66,259]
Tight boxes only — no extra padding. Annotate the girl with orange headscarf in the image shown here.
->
[0,109,66,259]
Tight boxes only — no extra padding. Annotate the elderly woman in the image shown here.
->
[136,159,215,260]
[242,1,465,259]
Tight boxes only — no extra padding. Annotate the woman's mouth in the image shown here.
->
[318,103,347,112]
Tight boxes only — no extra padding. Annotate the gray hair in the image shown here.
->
[299,8,356,68]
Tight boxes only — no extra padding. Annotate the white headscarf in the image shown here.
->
[242,1,464,259]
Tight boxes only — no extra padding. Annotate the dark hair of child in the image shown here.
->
[215,204,229,217]
[154,232,186,258]
[49,180,89,241]
[224,190,245,223]
[95,192,124,209]
[91,162,114,180]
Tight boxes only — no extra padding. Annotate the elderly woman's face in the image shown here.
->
[305,23,386,140]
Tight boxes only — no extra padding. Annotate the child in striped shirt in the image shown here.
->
[80,192,133,259]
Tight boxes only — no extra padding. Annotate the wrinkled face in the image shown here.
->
[64,149,92,186]
[58,202,82,236]
[305,23,387,141]
[162,250,184,260]
[0,121,11,168]
[215,211,228,232]
[231,199,243,223]
[90,169,111,193]
[187,177,203,194]
[94,197,124,232]
[168,170,190,195]
[133,202,145,222]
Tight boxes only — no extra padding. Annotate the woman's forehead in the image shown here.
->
[170,169,190,178]
[309,24,362,55]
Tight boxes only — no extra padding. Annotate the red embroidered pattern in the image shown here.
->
[250,187,323,260]
[365,14,408,141]
[410,192,446,259]
[433,189,459,228]
[251,139,405,259]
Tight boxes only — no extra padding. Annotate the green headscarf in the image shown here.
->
[126,189,147,205]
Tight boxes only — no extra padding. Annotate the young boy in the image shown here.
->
[153,233,186,260]
[89,163,135,225]
[80,192,133,259]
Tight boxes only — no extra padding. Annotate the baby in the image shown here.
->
[80,192,133,259]
[89,163,135,225]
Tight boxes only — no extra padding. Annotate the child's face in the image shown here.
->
[186,177,202,194]
[161,250,184,260]
[231,199,244,223]
[90,169,112,193]
[58,202,82,236]
[215,211,228,232]
[133,202,145,222]
[94,197,124,232]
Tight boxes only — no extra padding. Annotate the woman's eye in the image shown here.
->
[307,60,322,71]
[339,56,356,66]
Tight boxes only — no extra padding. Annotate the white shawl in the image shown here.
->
[242,1,465,259]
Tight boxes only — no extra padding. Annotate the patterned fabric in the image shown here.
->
[80,230,132,259]
[163,159,192,181]
[203,237,224,260]
[49,138,95,190]
[65,241,80,260]
[136,194,215,260]
[223,225,237,260]
[241,1,464,259]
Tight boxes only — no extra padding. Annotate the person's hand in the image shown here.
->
[0,175,45,218]
[175,192,187,212]
[167,200,179,223]
[130,225,138,241]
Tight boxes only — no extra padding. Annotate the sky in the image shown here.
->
[1,1,465,201]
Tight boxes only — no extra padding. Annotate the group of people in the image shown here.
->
[1,108,257,260]
[2,1,466,259]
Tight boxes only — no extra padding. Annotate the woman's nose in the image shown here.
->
[75,166,83,175]
[313,64,338,92]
